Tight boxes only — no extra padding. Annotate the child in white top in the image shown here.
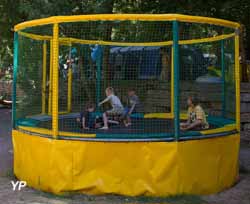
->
[98,87,124,130]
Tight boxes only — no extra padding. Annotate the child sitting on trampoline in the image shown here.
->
[123,89,142,127]
[180,96,209,131]
[76,102,102,129]
[98,87,124,130]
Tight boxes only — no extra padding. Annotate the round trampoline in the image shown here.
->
[12,14,240,196]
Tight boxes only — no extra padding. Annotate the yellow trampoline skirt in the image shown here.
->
[12,130,239,196]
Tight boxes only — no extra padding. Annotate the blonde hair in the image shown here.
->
[106,87,114,94]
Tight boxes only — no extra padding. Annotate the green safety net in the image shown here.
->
[14,20,237,139]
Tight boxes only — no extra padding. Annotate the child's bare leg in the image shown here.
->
[123,118,127,125]
[180,122,188,128]
[126,115,131,126]
[180,123,185,131]
[102,112,108,128]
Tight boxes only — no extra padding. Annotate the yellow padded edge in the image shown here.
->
[14,14,240,31]
[144,113,171,119]
[58,111,70,115]
[18,31,235,47]
[200,124,236,135]
[144,112,187,120]
[58,131,95,138]
[18,126,96,138]
[19,126,52,135]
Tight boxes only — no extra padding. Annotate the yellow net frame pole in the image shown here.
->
[67,44,72,113]
[42,41,47,114]
[52,23,59,138]
[14,14,241,32]
[235,29,241,131]
[18,30,235,47]
[67,68,72,113]
[48,40,53,115]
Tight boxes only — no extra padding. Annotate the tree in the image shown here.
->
[0,0,26,67]
[0,0,249,80]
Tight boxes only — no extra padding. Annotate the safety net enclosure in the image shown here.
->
[12,14,240,196]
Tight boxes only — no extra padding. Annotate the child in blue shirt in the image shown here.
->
[77,102,97,129]
[123,89,142,126]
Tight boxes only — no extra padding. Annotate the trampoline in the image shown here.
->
[19,113,230,139]
[12,14,240,196]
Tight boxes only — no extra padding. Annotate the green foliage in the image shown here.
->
[0,0,24,66]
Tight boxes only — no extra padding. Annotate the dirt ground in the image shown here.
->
[0,108,250,204]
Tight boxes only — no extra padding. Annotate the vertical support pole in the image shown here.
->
[48,40,53,115]
[42,40,47,114]
[52,23,59,138]
[173,21,180,140]
[67,44,72,113]
[234,29,241,131]
[221,40,226,118]
[96,46,102,111]
[171,46,174,118]
[12,32,18,129]
[67,67,72,113]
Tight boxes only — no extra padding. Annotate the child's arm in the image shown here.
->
[182,119,202,131]
[98,96,110,106]
[128,103,136,115]
[81,117,89,130]
[186,109,191,124]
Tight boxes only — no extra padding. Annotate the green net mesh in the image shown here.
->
[59,21,173,42]
[16,25,52,129]
[16,36,43,118]
[14,19,237,139]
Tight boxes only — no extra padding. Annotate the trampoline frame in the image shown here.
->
[12,14,241,197]
[16,112,237,141]
[13,14,241,141]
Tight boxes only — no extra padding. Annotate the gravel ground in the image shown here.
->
[0,108,12,176]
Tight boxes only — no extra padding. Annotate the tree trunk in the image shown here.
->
[240,25,249,82]
[97,0,115,87]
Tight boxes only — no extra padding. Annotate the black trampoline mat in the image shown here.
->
[37,118,219,135]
